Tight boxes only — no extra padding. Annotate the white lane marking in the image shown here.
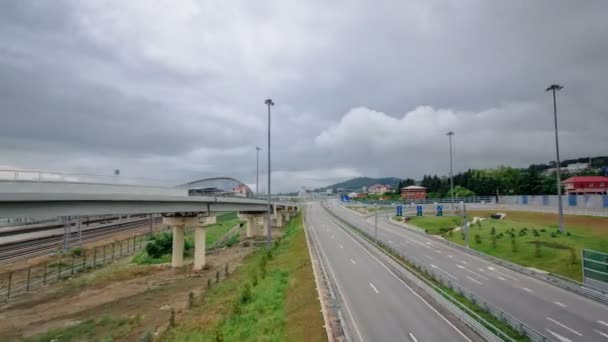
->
[497,276,506,281]
[434,249,442,253]
[350,259,356,265]
[447,254,453,258]
[456,264,489,280]
[466,276,483,285]
[595,329,608,339]
[545,328,573,342]
[477,268,485,272]
[423,254,434,260]
[431,264,458,280]
[599,320,608,328]
[522,287,533,293]
[546,317,583,336]
[554,301,566,308]
[460,260,468,265]
[487,266,518,281]
[339,244,344,249]
[337,225,472,342]
[409,332,419,342]
[369,283,379,294]
[388,240,393,244]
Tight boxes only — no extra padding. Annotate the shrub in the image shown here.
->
[145,232,173,258]
[491,235,497,249]
[511,237,518,253]
[70,247,84,257]
[540,228,547,233]
[474,234,482,244]
[566,232,571,236]
[550,232,557,238]
[490,226,496,235]
[532,229,540,237]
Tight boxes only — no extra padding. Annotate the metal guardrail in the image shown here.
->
[386,217,608,306]
[321,203,534,342]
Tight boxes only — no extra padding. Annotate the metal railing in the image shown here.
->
[0,169,177,187]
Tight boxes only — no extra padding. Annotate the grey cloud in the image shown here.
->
[0,0,607,192]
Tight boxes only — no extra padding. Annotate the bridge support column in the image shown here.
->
[171,224,185,268]
[274,208,284,228]
[164,215,215,270]
[193,226,206,271]
[238,212,266,238]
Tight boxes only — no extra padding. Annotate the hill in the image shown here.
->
[316,177,402,192]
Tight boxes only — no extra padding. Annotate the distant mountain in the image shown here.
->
[316,177,402,192]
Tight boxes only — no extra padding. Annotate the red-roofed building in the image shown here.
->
[562,176,608,195]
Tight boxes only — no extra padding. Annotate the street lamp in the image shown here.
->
[545,84,565,233]
[265,98,275,249]
[256,146,261,195]
[447,131,455,214]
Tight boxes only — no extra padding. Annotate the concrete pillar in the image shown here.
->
[284,212,291,222]
[274,209,284,228]
[263,217,270,236]
[172,225,185,268]
[193,226,206,271]
[246,216,255,238]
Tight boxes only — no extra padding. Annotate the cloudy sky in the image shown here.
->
[1,1,607,192]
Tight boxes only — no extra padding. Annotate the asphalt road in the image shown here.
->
[306,202,473,342]
[326,200,608,342]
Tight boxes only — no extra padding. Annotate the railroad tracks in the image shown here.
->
[0,217,164,264]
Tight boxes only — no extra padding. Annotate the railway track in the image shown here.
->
[0,217,164,264]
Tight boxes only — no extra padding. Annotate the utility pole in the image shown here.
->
[374,203,378,244]
[546,84,565,233]
[462,202,469,248]
[265,99,275,249]
[256,147,260,195]
[447,131,455,214]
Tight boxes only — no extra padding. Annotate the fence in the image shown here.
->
[0,232,151,302]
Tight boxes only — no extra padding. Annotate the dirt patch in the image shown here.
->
[0,243,255,341]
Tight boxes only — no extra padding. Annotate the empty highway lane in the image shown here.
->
[306,202,475,342]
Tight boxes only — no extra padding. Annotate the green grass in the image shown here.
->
[23,314,142,342]
[408,215,463,234]
[444,219,608,281]
[161,213,326,342]
[133,213,241,264]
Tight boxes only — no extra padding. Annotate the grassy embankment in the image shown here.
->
[406,210,608,280]
[133,212,241,264]
[161,212,327,342]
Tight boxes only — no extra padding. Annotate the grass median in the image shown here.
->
[404,210,608,280]
[161,213,327,342]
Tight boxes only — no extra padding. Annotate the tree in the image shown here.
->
[448,186,475,197]
[519,166,543,195]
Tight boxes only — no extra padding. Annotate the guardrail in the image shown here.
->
[386,216,608,306]
[321,202,542,342]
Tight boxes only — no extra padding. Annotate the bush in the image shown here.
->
[474,234,482,244]
[550,232,557,238]
[490,226,496,235]
[145,232,173,258]
[70,247,84,257]
[532,229,540,237]
[540,228,546,233]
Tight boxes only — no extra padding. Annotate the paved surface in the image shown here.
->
[306,202,473,342]
[326,200,608,342]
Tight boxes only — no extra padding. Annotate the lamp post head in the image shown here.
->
[545,84,564,92]
[447,131,454,136]
[256,146,260,151]
[264,98,275,106]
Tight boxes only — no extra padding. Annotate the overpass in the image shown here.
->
[0,178,298,272]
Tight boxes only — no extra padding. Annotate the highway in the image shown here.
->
[306,202,477,342]
[324,200,608,342]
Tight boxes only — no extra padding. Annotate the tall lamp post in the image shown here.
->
[546,84,565,233]
[256,146,260,195]
[447,131,455,214]
[265,98,275,249]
